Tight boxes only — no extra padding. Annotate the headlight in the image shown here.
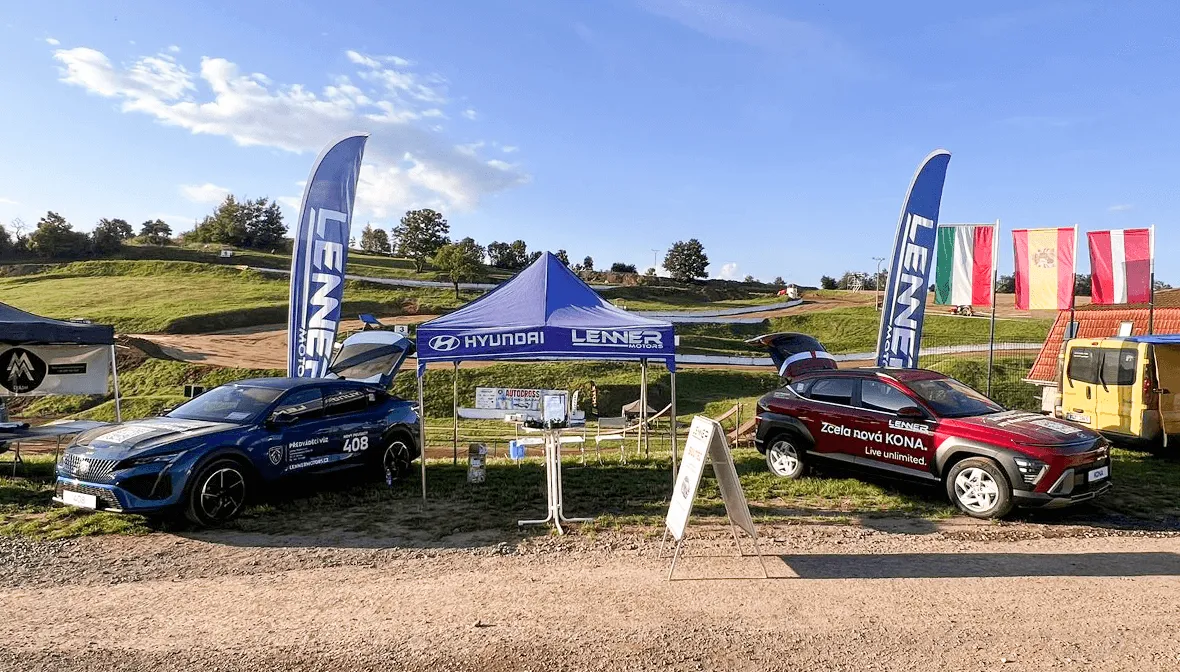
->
[1013,457,1048,486]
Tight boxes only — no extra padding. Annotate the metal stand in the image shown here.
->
[660,527,769,581]
[517,428,593,534]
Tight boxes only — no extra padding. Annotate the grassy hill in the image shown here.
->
[0,260,472,333]
[677,307,1053,357]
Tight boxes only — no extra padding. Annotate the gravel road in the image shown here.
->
[3,521,1180,671]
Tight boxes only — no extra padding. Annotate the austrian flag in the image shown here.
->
[934,224,997,306]
[1088,228,1153,305]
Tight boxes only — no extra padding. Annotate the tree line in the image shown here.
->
[0,213,172,259]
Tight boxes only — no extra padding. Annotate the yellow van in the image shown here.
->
[1057,336,1180,447]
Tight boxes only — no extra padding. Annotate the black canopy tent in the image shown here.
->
[0,302,122,421]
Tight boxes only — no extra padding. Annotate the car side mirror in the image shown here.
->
[896,406,926,419]
[1156,388,1171,395]
[267,410,296,428]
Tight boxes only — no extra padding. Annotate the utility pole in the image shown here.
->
[650,249,660,272]
[872,256,886,311]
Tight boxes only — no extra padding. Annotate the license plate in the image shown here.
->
[1066,412,1091,424]
[62,490,98,509]
[1088,466,1110,483]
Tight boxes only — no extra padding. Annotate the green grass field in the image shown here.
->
[0,260,474,333]
[677,307,1053,356]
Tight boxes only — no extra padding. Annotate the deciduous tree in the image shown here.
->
[360,224,392,254]
[433,237,485,299]
[140,219,172,245]
[28,212,90,259]
[662,239,708,282]
[393,209,450,272]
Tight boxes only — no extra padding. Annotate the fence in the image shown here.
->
[917,332,1043,412]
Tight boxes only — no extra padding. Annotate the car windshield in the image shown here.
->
[167,385,284,424]
[906,378,1004,418]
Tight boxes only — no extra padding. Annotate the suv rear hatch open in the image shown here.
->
[745,332,837,380]
[327,331,415,388]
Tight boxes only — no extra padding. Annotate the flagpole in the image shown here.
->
[1149,224,1156,335]
[986,220,999,397]
[1068,225,1078,339]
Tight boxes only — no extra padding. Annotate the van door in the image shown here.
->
[1096,347,1138,437]
[1154,344,1180,445]
[1061,345,1100,428]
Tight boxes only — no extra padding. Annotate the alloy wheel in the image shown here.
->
[767,440,800,477]
[383,441,410,486]
[199,467,246,521]
[953,467,1000,514]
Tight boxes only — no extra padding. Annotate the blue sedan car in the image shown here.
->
[53,332,419,525]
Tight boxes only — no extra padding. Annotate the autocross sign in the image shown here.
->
[876,150,952,368]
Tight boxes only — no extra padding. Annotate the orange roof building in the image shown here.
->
[1026,289,1180,384]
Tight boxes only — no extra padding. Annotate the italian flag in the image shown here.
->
[1088,228,1153,305]
[934,224,996,306]
[1013,227,1076,310]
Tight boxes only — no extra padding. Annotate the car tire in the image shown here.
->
[945,457,1013,519]
[765,434,807,479]
[378,437,413,486]
[184,458,250,526]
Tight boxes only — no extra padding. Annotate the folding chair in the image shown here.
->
[595,416,629,464]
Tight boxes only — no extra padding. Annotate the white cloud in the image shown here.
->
[462,108,477,120]
[716,262,740,280]
[501,145,518,153]
[45,37,60,46]
[1108,203,1133,212]
[167,45,180,53]
[53,46,528,215]
[0,197,19,205]
[180,182,231,204]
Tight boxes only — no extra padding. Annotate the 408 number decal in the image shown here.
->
[343,435,370,452]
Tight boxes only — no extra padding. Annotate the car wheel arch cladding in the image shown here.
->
[188,448,256,488]
[380,426,419,459]
[934,437,1020,487]
[756,413,815,452]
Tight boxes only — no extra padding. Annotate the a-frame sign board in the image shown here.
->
[662,416,768,580]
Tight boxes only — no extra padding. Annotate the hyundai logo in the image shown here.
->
[428,335,461,352]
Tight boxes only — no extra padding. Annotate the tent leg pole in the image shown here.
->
[641,359,648,458]
[110,344,122,423]
[452,362,459,466]
[670,370,678,483]
[418,373,427,501]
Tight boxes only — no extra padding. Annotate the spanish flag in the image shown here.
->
[1012,227,1076,310]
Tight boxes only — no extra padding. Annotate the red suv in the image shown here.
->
[754,367,1113,518]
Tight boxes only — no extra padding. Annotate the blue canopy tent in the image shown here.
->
[414,252,678,497]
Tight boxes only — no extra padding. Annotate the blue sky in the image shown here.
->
[0,1,1176,284]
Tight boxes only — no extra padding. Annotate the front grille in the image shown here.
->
[58,454,118,482]
[55,481,122,510]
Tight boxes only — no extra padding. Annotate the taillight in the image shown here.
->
[1144,366,1159,410]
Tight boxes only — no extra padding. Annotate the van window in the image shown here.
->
[1100,348,1138,386]
[809,378,856,406]
[1067,347,1101,385]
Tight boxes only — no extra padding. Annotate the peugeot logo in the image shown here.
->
[429,335,461,352]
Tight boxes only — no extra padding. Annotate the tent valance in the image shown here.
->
[0,302,115,345]
[415,253,675,372]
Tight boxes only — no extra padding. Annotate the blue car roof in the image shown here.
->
[229,377,319,389]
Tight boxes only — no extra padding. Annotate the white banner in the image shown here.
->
[0,344,110,396]
[474,387,565,411]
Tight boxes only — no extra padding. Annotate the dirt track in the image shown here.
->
[3,521,1179,671]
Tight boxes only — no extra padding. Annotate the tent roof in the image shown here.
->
[416,253,675,369]
[421,252,671,331]
[0,302,115,345]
